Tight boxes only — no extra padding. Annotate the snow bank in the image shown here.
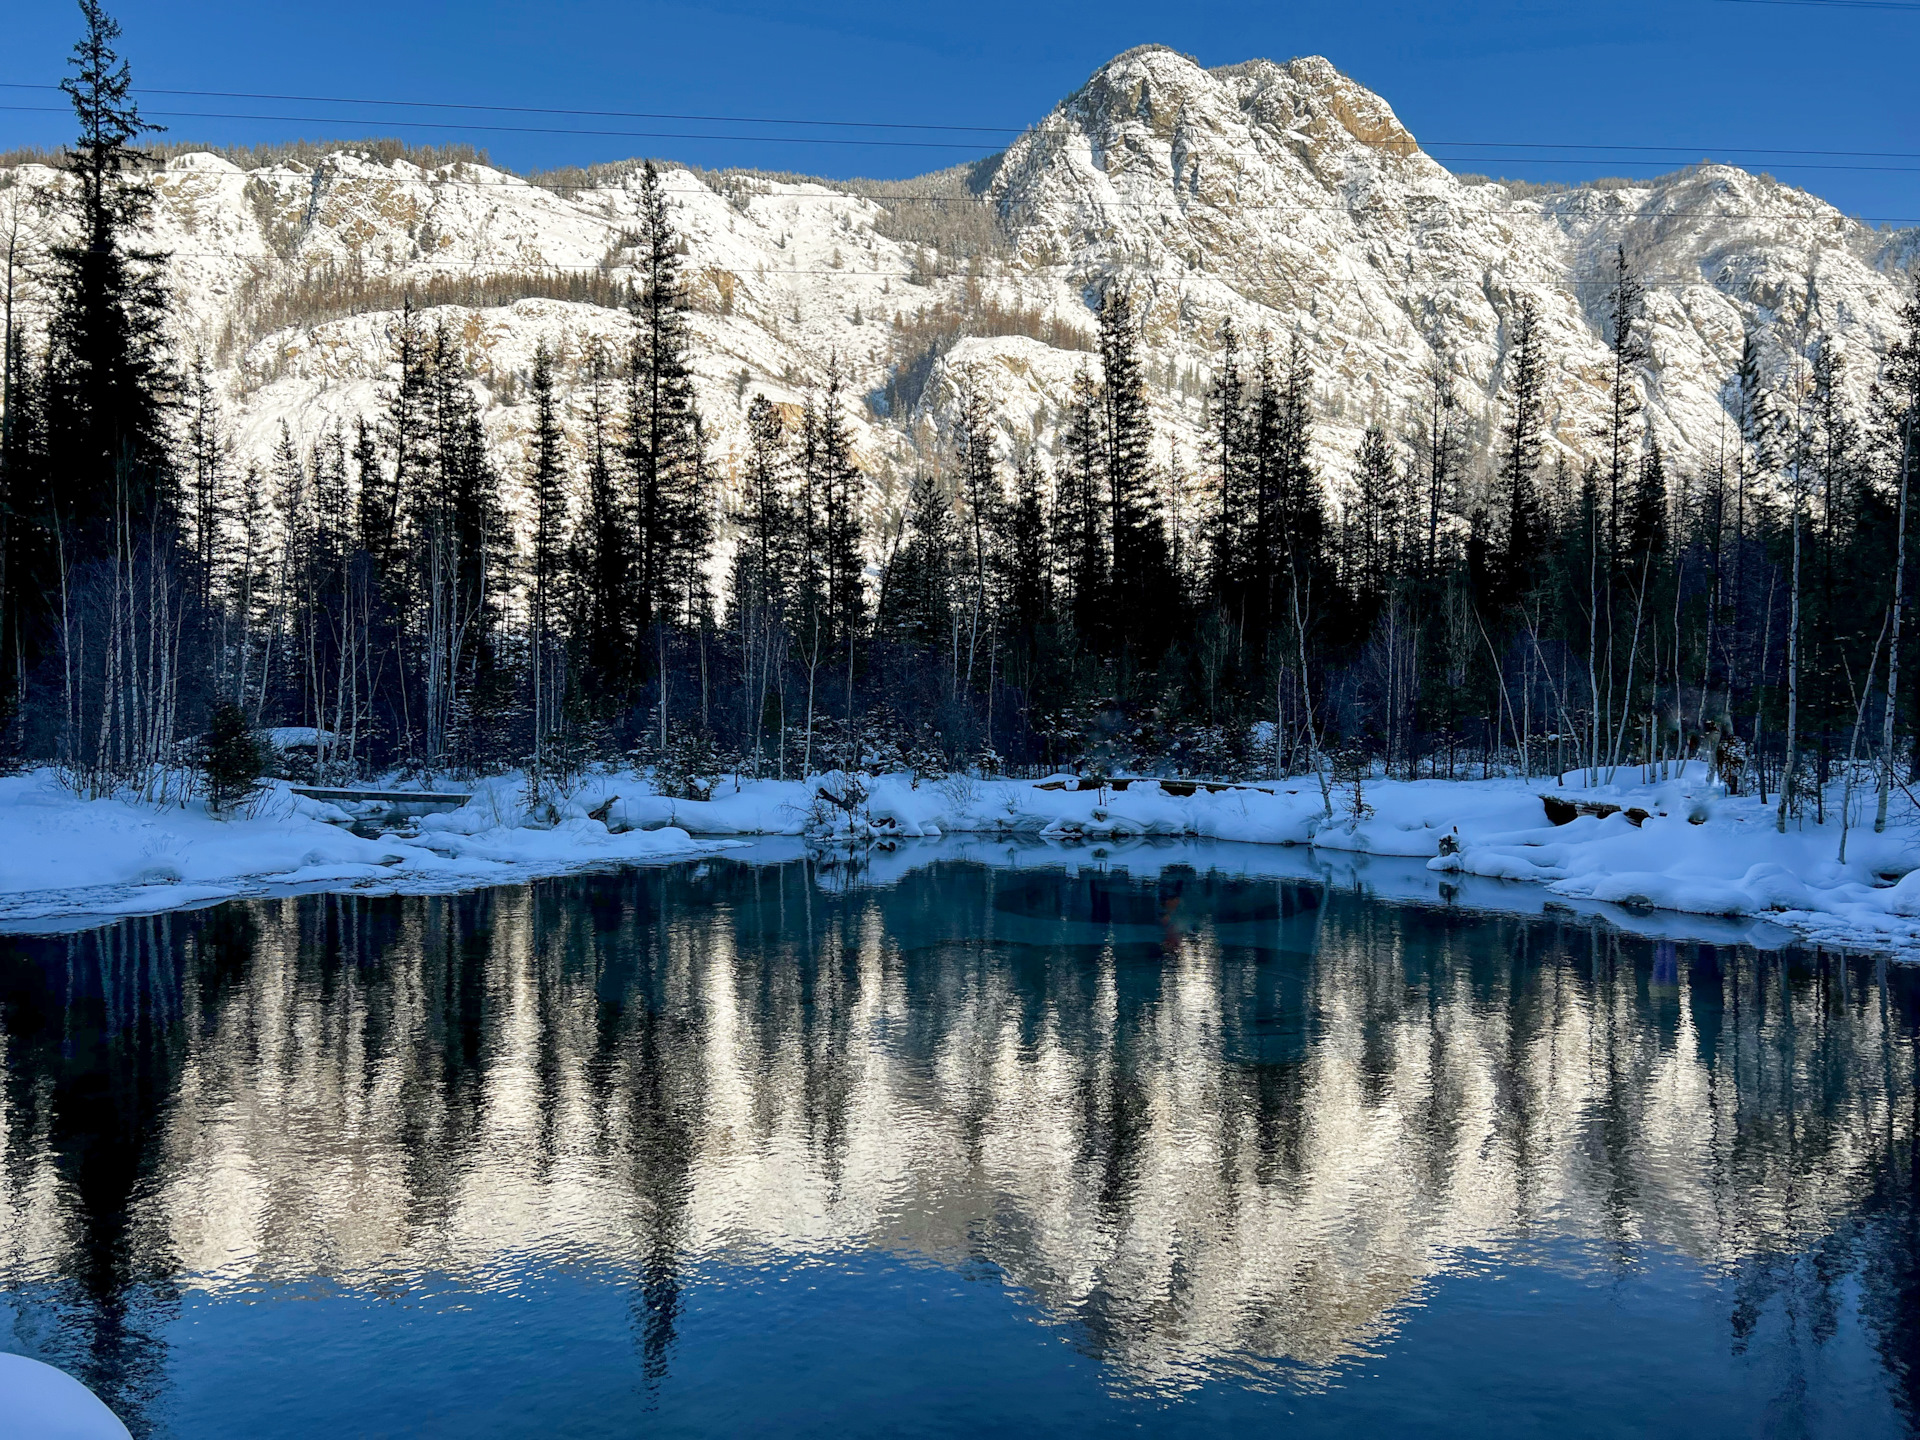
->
[0,771,726,928]
[4,764,1917,954]
[672,765,1920,955]
[0,1353,132,1439]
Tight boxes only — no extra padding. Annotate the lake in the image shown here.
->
[1,839,1916,1438]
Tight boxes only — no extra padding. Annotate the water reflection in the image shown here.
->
[1,847,1917,1434]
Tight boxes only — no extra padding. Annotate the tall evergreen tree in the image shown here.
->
[1056,365,1108,647]
[1205,321,1251,602]
[1495,297,1550,605]
[0,333,51,725]
[1874,276,1920,826]
[1002,452,1053,645]
[45,0,177,541]
[570,346,632,709]
[524,342,569,773]
[1097,290,1172,658]
[954,377,1001,691]
[626,160,707,652]
[877,470,954,651]
[730,394,793,775]
[1414,353,1464,580]
[182,356,229,622]
[1349,421,1399,617]
[813,364,866,659]
[1601,246,1649,561]
[361,305,427,586]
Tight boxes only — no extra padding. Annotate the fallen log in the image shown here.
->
[1540,795,1649,827]
[291,787,471,807]
[1035,777,1274,796]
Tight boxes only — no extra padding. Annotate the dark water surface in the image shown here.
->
[2,842,1918,1438]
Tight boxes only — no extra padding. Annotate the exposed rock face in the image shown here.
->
[979,47,1907,482]
[3,44,1911,545]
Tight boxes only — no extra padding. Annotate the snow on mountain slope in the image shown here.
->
[985,48,1910,478]
[3,45,1913,553]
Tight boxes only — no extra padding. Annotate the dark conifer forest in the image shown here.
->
[3,1,1919,829]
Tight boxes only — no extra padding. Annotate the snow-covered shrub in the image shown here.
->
[805,770,871,838]
[1331,744,1374,826]
[651,728,719,801]
[937,772,979,811]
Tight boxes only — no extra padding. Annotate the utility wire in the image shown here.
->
[6,105,1918,179]
[4,80,1918,161]
[0,104,996,151]
[0,80,1027,134]
[1425,140,1920,160]
[1712,0,1920,10]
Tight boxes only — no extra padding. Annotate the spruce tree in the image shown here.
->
[1097,290,1171,658]
[1271,334,1329,678]
[1627,442,1669,563]
[878,470,954,651]
[201,700,262,814]
[1414,353,1463,580]
[570,346,632,709]
[1349,422,1398,615]
[525,342,569,774]
[182,356,230,622]
[1495,297,1550,605]
[1205,321,1251,604]
[1057,366,1108,647]
[954,378,1000,689]
[730,395,792,775]
[1873,276,1920,827]
[814,364,866,658]
[626,161,707,652]
[1002,452,1052,643]
[0,332,51,726]
[362,305,427,585]
[1601,246,1649,562]
[45,0,177,541]
[731,394,792,632]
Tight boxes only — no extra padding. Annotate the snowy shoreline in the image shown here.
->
[2,765,1918,954]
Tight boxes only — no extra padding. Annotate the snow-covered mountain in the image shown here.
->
[4,44,1914,535]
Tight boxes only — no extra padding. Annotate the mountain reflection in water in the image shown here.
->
[1,844,1918,1437]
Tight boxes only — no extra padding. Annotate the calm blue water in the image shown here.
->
[1,842,1916,1438]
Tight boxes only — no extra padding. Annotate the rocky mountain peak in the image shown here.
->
[2,45,1911,544]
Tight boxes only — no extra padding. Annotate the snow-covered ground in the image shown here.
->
[0,1353,132,1440]
[0,772,728,929]
[2,764,1917,954]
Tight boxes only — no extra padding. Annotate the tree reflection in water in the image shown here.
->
[0,850,1916,1436]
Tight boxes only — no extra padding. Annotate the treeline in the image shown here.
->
[216,262,635,375]
[4,2,1918,828]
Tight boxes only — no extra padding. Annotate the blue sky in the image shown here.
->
[5,0,1918,225]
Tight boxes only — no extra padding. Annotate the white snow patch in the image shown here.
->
[0,1353,132,1439]
[3,764,1918,953]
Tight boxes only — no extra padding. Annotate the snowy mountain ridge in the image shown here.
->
[3,44,1914,539]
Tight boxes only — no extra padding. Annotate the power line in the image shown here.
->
[8,103,1919,181]
[7,80,1920,163]
[1425,140,1920,160]
[1437,157,1920,172]
[0,80,1026,135]
[0,104,998,152]
[1712,0,1920,10]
